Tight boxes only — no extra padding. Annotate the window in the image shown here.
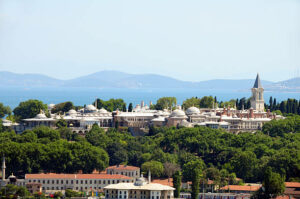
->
[99,180,101,184]
[57,180,59,184]
[66,180,68,184]
[81,180,83,184]
[52,180,54,184]
[76,180,78,184]
[94,180,97,184]
[113,180,115,184]
[29,180,31,183]
[61,180,63,184]
[43,180,45,183]
[108,180,110,184]
[85,180,88,184]
[47,180,50,184]
[90,180,92,184]
[71,180,73,184]
[38,180,40,183]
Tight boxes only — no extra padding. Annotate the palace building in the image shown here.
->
[7,74,284,134]
[104,173,175,199]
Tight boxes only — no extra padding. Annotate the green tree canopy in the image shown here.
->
[141,161,164,178]
[51,101,74,114]
[94,98,126,112]
[0,103,11,118]
[154,97,177,110]
[13,99,48,121]
[182,97,201,109]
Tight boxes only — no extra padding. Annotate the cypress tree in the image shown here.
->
[191,170,200,199]
[279,101,286,113]
[273,98,277,110]
[173,171,182,198]
[269,96,273,111]
[128,103,133,112]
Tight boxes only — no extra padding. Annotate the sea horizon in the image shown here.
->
[1,86,299,109]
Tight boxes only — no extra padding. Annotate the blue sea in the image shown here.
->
[0,87,299,109]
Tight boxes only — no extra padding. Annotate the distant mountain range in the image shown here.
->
[0,70,299,92]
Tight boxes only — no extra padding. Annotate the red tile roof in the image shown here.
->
[25,173,131,180]
[275,195,296,199]
[220,185,261,192]
[106,165,139,171]
[152,178,173,187]
[285,182,300,188]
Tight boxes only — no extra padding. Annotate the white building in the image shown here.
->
[104,174,175,199]
[25,173,133,194]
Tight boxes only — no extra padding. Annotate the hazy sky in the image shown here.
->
[0,0,299,81]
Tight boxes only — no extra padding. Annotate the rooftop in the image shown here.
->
[25,173,131,179]
[220,185,261,192]
[107,165,140,171]
[104,182,175,191]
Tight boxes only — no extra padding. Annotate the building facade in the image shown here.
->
[25,173,133,194]
[104,174,175,199]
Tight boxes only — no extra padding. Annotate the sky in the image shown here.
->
[0,0,299,82]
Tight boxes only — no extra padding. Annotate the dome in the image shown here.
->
[186,107,200,115]
[134,174,147,186]
[68,109,77,115]
[170,109,186,118]
[35,113,47,119]
[179,119,193,127]
[151,116,166,122]
[48,104,55,109]
[85,104,97,111]
[99,108,108,113]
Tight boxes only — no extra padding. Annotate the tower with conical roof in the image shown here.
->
[250,74,264,112]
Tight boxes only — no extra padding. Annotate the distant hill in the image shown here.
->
[0,70,298,92]
[0,71,63,87]
[265,77,300,92]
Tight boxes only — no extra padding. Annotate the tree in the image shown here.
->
[164,162,180,180]
[66,189,81,197]
[13,99,48,120]
[230,150,258,181]
[94,98,126,112]
[55,118,68,128]
[141,161,164,178]
[269,97,273,111]
[199,96,214,108]
[253,167,285,199]
[183,159,205,199]
[155,97,177,110]
[182,97,201,109]
[0,184,29,198]
[173,171,182,198]
[0,103,11,118]
[263,167,285,197]
[128,103,133,112]
[51,101,74,114]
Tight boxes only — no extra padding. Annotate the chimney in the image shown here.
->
[250,108,254,118]
[141,101,145,108]
[267,109,270,118]
[2,156,6,181]
[148,170,151,183]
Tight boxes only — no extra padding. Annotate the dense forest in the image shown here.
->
[0,114,299,185]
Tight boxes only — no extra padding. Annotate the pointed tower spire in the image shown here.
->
[253,73,262,88]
